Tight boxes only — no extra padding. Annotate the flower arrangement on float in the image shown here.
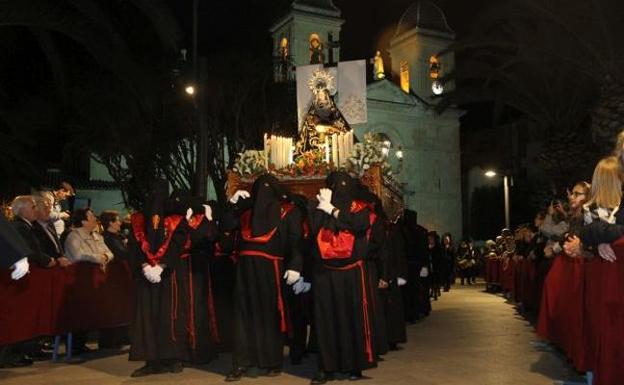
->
[231,132,402,192]
[231,150,267,178]
[346,132,393,178]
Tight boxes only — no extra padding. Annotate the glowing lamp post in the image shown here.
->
[485,169,510,229]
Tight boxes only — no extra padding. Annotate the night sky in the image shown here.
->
[169,0,495,61]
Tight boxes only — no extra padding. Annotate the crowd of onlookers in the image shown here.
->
[475,130,624,385]
[1,182,131,367]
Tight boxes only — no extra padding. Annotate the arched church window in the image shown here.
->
[429,56,440,79]
[279,37,289,60]
[400,60,410,93]
[309,33,324,64]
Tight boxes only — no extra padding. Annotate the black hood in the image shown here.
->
[143,180,168,253]
[251,174,288,237]
[356,183,386,220]
[325,171,357,210]
[166,189,192,217]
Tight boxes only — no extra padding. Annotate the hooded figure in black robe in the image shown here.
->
[308,172,377,384]
[357,186,389,358]
[400,209,431,322]
[224,174,303,381]
[128,185,217,376]
[383,216,408,349]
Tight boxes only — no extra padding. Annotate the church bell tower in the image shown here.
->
[270,0,344,81]
[387,1,456,101]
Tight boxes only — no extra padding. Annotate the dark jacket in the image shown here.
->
[11,216,53,268]
[0,214,31,268]
[103,231,129,261]
[32,221,64,259]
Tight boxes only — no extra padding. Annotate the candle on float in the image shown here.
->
[331,134,337,166]
[289,139,294,165]
[263,133,268,169]
[271,135,276,168]
[325,136,330,163]
[279,136,284,169]
[338,133,344,167]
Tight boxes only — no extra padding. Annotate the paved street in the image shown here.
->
[0,282,583,385]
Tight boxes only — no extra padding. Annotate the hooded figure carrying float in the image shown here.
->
[224,174,303,381]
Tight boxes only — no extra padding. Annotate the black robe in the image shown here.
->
[128,215,218,364]
[225,205,303,369]
[308,203,377,373]
[365,219,389,357]
[402,221,431,321]
[381,223,407,345]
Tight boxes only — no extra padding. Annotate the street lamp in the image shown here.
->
[485,169,511,229]
[185,85,195,95]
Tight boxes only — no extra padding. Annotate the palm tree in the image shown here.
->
[0,0,186,205]
[440,0,622,190]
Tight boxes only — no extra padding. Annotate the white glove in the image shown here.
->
[293,277,306,295]
[317,200,335,215]
[203,204,213,221]
[152,265,164,282]
[142,265,161,283]
[397,277,407,286]
[302,281,312,293]
[10,257,29,280]
[318,188,332,203]
[186,208,193,221]
[230,190,250,204]
[283,269,301,285]
[419,267,429,278]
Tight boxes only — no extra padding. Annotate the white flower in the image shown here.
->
[363,164,370,170]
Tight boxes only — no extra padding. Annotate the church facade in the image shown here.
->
[271,0,463,238]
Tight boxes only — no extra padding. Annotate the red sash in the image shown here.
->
[240,203,294,243]
[131,213,185,266]
[317,200,376,260]
[326,260,374,363]
[238,250,288,333]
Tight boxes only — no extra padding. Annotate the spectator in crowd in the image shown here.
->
[428,231,443,300]
[456,239,475,285]
[99,210,128,261]
[98,210,129,350]
[49,182,74,237]
[441,233,455,291]
[10,196,56,268]
[540,199,569,258]
[582,156,621,226]
[32,195,71,267]
[567,182,591,233]
[64,208,113,266]
[0,207,31,278]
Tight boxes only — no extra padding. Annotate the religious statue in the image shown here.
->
[295,69,349,157]
[309,33,324,65]
[373,51,385,80]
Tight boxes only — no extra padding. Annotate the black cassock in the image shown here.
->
[308,202,377,373]
[381,223,407,346]
[365,218,389,357]
[227,204,303,369]
[128,215,218,365]
[401,212,431,322]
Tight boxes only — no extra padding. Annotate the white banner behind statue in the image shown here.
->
[337,60,367,125]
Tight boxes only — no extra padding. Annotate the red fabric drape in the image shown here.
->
[0,261,133,345]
